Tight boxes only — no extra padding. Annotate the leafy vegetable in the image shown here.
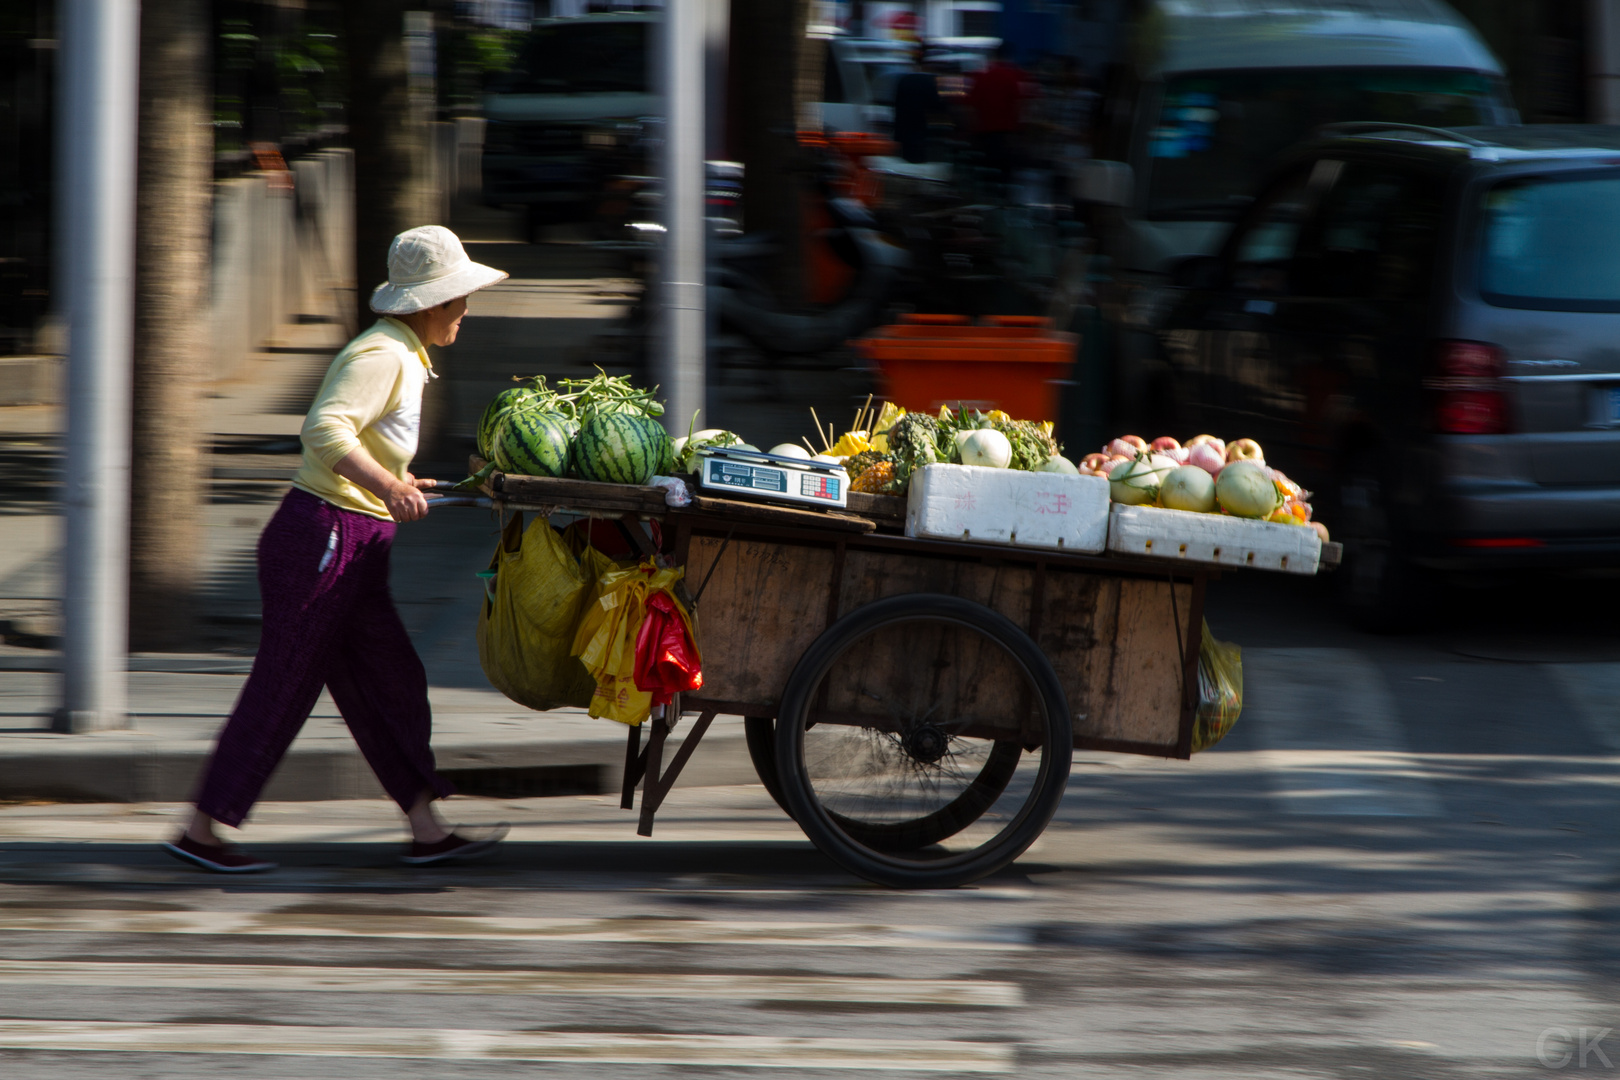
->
[676,424,744,473]
[507,367,665,422]
[886,412,942,482]
[935,406,1061,472]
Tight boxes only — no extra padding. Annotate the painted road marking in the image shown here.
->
[0,909,1031,950]
[0,960,1020,1006]
[1241,648,1442,816]
[0,1020,1014,1072]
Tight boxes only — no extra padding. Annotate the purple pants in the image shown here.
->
[194,488,454,827]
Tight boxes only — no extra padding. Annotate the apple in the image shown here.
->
[1226,438,1264,463]
[1104,435,1148,458]
[1165,446,1191,464]
[1185,434,1226,455]
[1101,455,1134,476]
[1187,442,1226,477]
[1079,452,1111,476]
[1150,436,1181,453]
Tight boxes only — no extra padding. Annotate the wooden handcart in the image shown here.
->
[449,464,1272,889]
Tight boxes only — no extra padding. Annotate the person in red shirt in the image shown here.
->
[966,44,1036,181]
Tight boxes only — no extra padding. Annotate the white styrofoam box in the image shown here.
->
[905,464,1110,552]
[1106,503,1321,574]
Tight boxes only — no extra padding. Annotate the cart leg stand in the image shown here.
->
[620,724,642,810]
[617,694,720,836]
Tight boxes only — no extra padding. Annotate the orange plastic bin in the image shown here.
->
[854,314,1077,422]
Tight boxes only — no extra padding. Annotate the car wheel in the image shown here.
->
[1335,451,1431,633]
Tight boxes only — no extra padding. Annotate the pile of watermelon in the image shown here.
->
[477,371,674,487]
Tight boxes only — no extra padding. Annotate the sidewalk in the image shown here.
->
[0,655,751,803]
[0,224,755,804]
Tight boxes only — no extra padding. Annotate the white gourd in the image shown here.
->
[769,443,811,459]
[960,428,1013,468]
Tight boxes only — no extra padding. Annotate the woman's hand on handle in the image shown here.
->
[384,481,430,523]
[333,449,431,523]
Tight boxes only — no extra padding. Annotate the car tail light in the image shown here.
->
[1447,537,1545,548]
[1428,341,1510,434]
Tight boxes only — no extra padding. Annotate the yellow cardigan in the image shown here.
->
[291,317,435,519]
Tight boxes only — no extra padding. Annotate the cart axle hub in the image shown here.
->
[903,724,950,765]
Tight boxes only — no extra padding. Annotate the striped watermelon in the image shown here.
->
[494,406,573,478]
[477,386,537,460]
[570,412,670,485]
[656,431,675,476]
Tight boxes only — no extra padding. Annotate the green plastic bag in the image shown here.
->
[476,513,602,712]
[1192,619,1242,753]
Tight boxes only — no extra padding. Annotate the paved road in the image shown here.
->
[8,218,1620,1076]
[6,573,1620,1078]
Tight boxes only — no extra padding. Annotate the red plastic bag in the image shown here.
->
[634,592,703,705]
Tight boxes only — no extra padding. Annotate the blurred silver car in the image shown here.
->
[1158,125,1620,628]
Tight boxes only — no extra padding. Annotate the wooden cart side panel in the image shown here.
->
[686,536,836,707]
[1073,576,1189,749]
[835,549,1035,627]
[688,533,1193,754]
[1018,569,1186,750]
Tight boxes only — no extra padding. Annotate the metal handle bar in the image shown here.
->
[424,495,493,509]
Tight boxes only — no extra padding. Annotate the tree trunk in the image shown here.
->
[342,0,430,332]
[730,0,813,308]
[129,0,213,650]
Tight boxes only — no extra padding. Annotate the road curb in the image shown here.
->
[0,652,255,675]
[0,730,755,805]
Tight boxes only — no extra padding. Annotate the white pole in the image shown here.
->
[660,0,706,437]
[1591,0,1620,123]
[56,0,139,732]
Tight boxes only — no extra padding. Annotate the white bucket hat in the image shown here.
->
[369,225,508,315]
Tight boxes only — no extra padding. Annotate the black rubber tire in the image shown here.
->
[1335,449,1432,633]
[774,593,1073,889]
[744,716,793,818]
[747,715,1021,846]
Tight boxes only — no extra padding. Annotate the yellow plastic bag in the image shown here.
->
[1192,619,1242,753]
[476,513,600,712]
[571,561,690,727]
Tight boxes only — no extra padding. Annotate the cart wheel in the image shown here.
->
[775,593,1073,889]
[748,715,1022,845]
[744,716,793,818]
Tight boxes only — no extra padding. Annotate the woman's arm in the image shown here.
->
[332,446,434,523]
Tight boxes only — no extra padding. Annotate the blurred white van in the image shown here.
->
[818,37,915,135]
[1090,0,1516,274]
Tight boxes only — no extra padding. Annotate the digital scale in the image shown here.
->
[695,447,849,510]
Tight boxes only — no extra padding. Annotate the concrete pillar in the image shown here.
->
[455,118,486,203]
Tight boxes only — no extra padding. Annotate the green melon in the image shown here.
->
[571,412,670,485]
[494,406,573,478]
[477,386,537,460]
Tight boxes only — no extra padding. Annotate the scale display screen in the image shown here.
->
[710,460,788,493]
[698,450,847,509]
